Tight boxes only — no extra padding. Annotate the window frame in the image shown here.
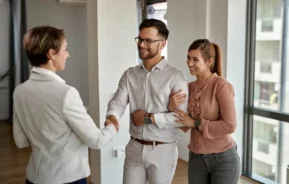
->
[243,0,289,183]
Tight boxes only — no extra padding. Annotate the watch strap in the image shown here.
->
[194,119,201,130]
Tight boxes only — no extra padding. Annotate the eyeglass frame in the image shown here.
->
[135,37,164,46]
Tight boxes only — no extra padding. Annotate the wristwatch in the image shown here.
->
[144,113,153,125]
[194,119,201,130]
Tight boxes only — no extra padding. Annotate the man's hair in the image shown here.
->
[139,19,169,40]
[23,26,65,67]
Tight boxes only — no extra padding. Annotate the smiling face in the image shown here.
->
[48,39,70,72]
[187,49,212,76]
[137,27,165,60]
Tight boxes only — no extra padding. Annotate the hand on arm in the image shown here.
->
[168,89,187,112]
[130,109,156,126]
[173,109,195,128]
[153,73,189,129]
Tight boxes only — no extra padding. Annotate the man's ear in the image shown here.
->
[47,49,56,60]
[160,40,166,50]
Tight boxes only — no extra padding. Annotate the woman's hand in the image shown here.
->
[168,89,187,112]
[174,109,195,127]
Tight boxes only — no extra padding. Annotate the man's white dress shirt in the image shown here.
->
[107,58,188,142]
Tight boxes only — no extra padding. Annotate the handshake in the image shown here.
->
[104,115,119,132]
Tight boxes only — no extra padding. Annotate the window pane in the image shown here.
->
[252,115,289,183]
[254,0,286,112]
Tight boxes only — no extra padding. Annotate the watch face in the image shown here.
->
[144,117,152,124]
[195,120,201,127]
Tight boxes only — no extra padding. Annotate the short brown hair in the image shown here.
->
[23,26,65,67]
[139,19,169,40]
[188,39,222,76]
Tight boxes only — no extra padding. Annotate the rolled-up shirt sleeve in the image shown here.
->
[63,87,117,149]
[199,83,237,139]
[154,72,189,129]
[106,70,129,121]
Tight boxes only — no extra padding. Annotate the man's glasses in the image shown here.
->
[135,37,163,46]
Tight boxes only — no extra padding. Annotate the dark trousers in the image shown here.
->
[26,178,87,184]
[188,145,240,184]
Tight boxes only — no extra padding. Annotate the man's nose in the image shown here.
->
[139,40,146,47]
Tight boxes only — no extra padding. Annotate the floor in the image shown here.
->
[0,121,31,183]
[0,120,258,184]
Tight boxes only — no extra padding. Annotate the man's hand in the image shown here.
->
[131,110,146,126]
[105,115,119,132]
[168,89,187,112]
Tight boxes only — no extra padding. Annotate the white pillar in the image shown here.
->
[87,0,137,183]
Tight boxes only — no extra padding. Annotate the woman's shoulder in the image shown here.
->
[212,75,231,87]
[211,75,234,94]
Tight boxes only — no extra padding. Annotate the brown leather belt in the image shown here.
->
[130,136,169,146]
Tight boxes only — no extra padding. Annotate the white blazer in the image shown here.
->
[13,67,117,184]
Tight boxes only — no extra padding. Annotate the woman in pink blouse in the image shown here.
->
[169,39,240,184]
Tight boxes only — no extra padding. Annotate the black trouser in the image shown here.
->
[26,178,87,184]
[188,145,240,184]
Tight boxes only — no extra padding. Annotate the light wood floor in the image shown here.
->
[0,120,257,184]
[0,120,31,183]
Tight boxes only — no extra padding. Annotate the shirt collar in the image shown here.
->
[140,57,168,71]
[31,67,66,84]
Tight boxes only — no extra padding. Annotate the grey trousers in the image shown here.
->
[188,145,240,184]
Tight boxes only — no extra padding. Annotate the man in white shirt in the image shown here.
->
[106,19,188,184]
[13,26,118,184]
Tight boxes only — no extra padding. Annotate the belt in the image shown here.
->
[130,136,169,146]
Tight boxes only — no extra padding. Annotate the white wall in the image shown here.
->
[87,0,138,183]
[26,0,89,105]
[0,0,10,120]
[227,0,246,166]
[207,0,228,76]
[166,0,198,161]
[167,0,246,163]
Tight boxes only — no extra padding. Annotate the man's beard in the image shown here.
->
[138,47,159,60]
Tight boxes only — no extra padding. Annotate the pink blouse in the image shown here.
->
[188,73,236,154]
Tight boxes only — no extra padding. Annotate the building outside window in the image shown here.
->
[245,0,289,183]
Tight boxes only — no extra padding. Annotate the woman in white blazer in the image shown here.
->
[13,26,118,184]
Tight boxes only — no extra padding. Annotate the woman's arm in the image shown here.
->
[63,87,118,149]
[198,83,237,139]
[13,109,31,148]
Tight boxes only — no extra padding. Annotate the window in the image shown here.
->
[260,62,272,73]
[261,20,274,32]
[253,159,276,181]
[244,0,289,183]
